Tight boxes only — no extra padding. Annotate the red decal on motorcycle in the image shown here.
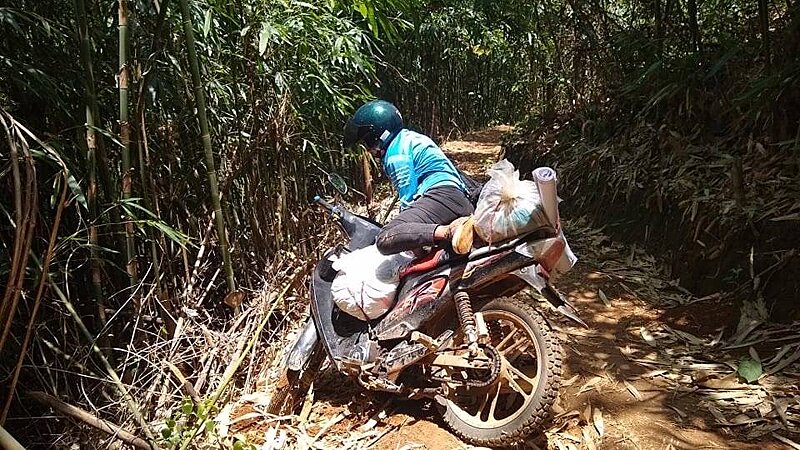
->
[385,277,447,321]
[408,277,447,313]
[463,250,509,278]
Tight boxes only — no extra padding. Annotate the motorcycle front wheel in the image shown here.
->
[442,296,563,447]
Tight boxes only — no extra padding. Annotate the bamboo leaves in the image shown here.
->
[202,9,212,38]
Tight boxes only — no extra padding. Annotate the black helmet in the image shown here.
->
[343,100,403,149]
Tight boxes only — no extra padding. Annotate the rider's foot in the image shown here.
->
[447,216,474,255]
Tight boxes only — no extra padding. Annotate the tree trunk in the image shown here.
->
[759,0,771,64]
[688,0,700,52]
[655,0,664,58]
[179,0,237,293]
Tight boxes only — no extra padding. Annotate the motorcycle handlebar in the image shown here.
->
[313,195,336,212]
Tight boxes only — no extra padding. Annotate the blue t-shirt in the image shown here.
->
[382,129,466,209]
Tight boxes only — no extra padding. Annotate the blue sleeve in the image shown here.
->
[382,135,418,208]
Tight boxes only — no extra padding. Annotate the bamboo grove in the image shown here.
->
[1,0,799,446]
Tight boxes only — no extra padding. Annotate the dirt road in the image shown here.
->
[238,127,798,449]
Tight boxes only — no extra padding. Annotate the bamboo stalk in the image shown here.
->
[758,0,771,64]
[136,0,171,301]
[178,0,236,293]
[0,115,38,356]
[166,362,201,403]
[119,0,139,295]
[27,391,152,450]
[0,424,25,450]
[0,114,23,353]
[362,152,373,216]
[74,0,107,340]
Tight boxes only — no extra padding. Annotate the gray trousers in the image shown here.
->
[376,186,474,255]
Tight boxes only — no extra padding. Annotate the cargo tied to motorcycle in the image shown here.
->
[473,160,560,245]
[331,245,414,320]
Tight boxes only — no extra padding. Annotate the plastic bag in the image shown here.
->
[330,245,414,320]
[473,160,550,244]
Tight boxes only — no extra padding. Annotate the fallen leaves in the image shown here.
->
[592,406,605,437]
[620,319,800,440]
[640,327,657,347]
[622,380,643,401]
[556,220,800,446]
[597,289,612,308]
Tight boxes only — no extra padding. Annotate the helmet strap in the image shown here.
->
[378,130,392,149]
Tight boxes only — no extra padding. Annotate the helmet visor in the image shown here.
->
[342,119,361,148]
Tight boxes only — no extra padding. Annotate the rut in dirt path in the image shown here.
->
[234,127,799,450]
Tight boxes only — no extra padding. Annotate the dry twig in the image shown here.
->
[27,391,152,450]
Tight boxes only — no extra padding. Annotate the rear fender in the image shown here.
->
[512,265,587,328]
[513,231,577,280]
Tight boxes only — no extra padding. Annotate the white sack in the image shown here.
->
[330,245,413,320]
[474,160,550,244]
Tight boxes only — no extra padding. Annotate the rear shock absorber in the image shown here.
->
[454,291,478,350]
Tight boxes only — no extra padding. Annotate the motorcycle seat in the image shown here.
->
[397,226,558,280]
[399,247,465,279]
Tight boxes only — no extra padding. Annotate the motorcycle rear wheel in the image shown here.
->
[442,296,562,446]
[266,342,326,416]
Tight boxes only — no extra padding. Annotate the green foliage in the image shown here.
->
[0,0,397,443]
[0,6,76,116]
[4,0,798,445]
[737,357,763,384]
[159,397,222,448]
[379,0,527,135]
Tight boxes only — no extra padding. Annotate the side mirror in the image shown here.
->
[328,173,348,195]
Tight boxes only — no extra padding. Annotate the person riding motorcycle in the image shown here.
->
[343,100,475,255]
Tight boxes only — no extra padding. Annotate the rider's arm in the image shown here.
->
[382,131,418,209]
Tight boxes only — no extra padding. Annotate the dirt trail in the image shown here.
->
[368,127,795,449]
[237,127,798,449]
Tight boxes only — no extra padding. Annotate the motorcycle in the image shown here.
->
[268,175,584,447]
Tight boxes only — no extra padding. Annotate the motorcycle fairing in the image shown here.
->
[286,318,319,371]
[373,267,458,341]
[300,210,381,372]
[310,248,374,372]
[334,209,381,251]
[460,248,535,291]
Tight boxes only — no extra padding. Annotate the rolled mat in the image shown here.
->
[532,167,559,227]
